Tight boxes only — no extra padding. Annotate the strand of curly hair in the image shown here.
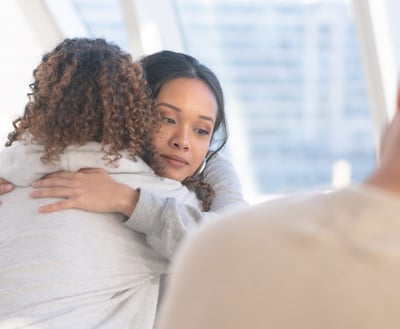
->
[182,174,214,211]
[6,38,161,173]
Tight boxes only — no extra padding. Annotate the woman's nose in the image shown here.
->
[171,129,190,151]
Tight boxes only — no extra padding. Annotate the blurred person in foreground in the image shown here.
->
[158,87,400,329]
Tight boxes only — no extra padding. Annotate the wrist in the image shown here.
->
[117,183,139,217]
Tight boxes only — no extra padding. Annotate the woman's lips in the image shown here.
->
[161,154,189,168]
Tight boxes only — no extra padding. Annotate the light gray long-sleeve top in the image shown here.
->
[1,141,248,260]
[127,152,249,259]
[0,141,202,329]
[0,142,248,328]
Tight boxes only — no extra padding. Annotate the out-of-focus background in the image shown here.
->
[1,0,400,204]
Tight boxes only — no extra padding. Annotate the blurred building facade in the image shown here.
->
[174,0,376,196]
[2,0,377,201]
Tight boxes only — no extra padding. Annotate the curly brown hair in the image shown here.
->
[6,37,160,170]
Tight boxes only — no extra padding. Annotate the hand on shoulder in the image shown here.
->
[30,168,139,216]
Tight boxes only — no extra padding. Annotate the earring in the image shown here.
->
[196,158,207,176]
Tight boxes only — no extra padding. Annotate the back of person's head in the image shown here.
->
[7,37,159,167]
[140,50,228,156]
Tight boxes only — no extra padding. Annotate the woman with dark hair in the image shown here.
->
[11,50,249,260]
[140,50,228,210]
[0,38,202,328]
[141,50,228,156]
[0,47,247,327]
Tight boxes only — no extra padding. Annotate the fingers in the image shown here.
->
[30,169,111,213]
[0,183,13,195]
[44,168,105,177]
[30,186,79,213]
[32,177,77,189]
[38,200,74,213]
[30,187,72,199]
[36,169,106,187]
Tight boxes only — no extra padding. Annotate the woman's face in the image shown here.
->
[153,77,218,182]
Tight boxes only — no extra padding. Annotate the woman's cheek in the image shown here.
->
[153,130,167,146]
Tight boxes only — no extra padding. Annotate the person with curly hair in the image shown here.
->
[0,37,202,328]
[0,47,248,327]
[2,50,249,260]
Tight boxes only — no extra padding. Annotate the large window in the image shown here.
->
[4,0,396,205]
[173,0,376,201]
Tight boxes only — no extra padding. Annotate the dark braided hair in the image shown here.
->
[7,37,161,172]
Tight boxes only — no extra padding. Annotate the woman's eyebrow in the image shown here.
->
[156,102,181,112]
[198,115,215,124]
[157,102,215,124]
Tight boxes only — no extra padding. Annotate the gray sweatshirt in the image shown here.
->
[0,142,199,329]
[0,142,248,328]
[127,152,249,259]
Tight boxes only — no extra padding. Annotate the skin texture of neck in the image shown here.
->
[364,162,400,197]
[364,94,400,197]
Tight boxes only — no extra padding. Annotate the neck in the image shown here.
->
[364,162,400,197]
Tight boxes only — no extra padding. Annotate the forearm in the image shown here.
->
[124,154,249,260]
[124,189,208,259]
[114,183,140,217]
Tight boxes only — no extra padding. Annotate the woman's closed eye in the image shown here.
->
[162,116,176,125]
[194,127,210,136]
